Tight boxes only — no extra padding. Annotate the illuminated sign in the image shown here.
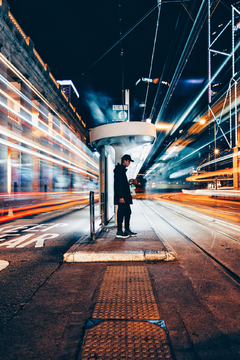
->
[234,21,240,31]
[112,105,128,121]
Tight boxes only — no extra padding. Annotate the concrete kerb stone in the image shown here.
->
[67,250,145,262]
[64,249,175,263]
[144,250,176,261]
[63,234,91,262]
[63,239,177,263]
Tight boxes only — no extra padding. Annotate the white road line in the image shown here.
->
[0,260,9,271]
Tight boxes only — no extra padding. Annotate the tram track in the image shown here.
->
[155,200,240,244]
[141,200,240,286]
[155,193,240,212]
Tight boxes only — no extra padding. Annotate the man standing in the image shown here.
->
[114,154,137,239]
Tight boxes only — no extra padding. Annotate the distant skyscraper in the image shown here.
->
[57,80,79,109]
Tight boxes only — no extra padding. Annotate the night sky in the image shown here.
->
[7,0,232,130]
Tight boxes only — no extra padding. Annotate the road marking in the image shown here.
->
[0,260,9,271]
[40,223,68,232]
[0,233,60,248]
[17,233,59,248]
[0,234,34,248]
[22,223,54,232]
[0,222,69,248]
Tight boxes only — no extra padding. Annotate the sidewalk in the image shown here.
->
[64,200,177,263]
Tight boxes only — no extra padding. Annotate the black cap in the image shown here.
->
[121,154,134,162]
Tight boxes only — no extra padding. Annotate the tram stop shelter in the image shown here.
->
[89,121,156,225]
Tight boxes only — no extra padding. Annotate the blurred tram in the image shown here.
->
[0,48,99,219]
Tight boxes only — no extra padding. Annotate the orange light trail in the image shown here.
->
[0,196,98,223]
[186,168,234,182]
[152,193,240,223]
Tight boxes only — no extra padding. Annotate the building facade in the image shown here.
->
[0,0,98,194]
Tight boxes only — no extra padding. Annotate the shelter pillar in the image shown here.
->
[99,145,115,225]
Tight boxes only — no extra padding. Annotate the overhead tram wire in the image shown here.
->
[142,0,162,121]
[149,5,184,122]
[153,0,210,125]
[80,0,192,77]
[149,0,196,123]
[182,2,194,22]
[150,0,229,124]
[141,1,208,174]
[119,0,125,106]
[142,1,235,175]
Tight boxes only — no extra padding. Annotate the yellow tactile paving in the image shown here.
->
[92,266,160,319]
[80,266,173,360]
[81,321,172,360]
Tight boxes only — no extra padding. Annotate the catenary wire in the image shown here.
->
[142,1,162,121]
[80,0,192,77]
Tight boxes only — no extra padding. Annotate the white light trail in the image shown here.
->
[0,120,98,177]
[170,39,240,136]
[0,91,98,169]
[0,55,94,166]
[0,136,98,179]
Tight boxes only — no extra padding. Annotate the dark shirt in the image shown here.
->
[114,164,132,205]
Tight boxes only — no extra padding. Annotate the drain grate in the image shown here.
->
[86,319,167,330]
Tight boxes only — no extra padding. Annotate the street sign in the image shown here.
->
[112,105,128,121]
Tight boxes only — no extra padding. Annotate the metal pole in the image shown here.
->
[232,5,235,77]
[90,191,95,240]
[90,191,92,238]
[208,0,211,105]
[214,120,217,172]
[235,80,238,146]
[230,83,232,148]
[101,192,105,226]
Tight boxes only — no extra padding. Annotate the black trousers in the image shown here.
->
[117,203,131,232]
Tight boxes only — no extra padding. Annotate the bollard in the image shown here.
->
[14,182,18,193]
[90,191,95,240]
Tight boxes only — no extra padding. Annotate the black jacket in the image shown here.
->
[114,164,132,205]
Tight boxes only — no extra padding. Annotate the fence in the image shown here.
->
[89,191,105,240]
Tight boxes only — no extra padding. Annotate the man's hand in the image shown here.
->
[119,198,125,203]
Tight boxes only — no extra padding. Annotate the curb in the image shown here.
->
[64,244,176,263]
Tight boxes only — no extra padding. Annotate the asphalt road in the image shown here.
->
[0,205,90,334]
[0,196,239,360]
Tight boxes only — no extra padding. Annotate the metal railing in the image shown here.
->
[90,191,105,240]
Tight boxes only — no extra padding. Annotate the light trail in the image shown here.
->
[0,198,90,223]
[0,82,98,169]
[170,39,240,136]
[0,136,98,179]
